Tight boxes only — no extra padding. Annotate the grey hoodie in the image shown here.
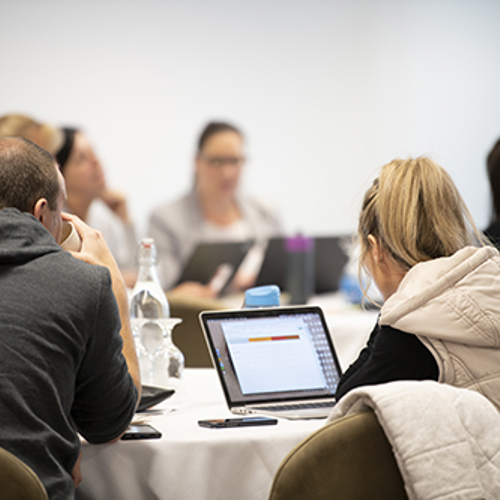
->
[0,208,137,499]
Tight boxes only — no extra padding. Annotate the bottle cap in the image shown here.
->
[141,238,155,248]
[138,237,158,265]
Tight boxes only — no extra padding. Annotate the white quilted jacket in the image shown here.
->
[327,381,500,500]
[380,246,500,411]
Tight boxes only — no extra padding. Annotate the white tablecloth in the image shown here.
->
[76,369,323,500]
[76,303,377,500]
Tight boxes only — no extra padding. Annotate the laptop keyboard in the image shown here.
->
[256,401,335,412]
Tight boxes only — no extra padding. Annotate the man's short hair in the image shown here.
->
[0,137,61,213]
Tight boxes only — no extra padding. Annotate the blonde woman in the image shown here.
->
[336,157,500,411]
[0,113,59,152]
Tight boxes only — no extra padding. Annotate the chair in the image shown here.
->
[269,409,408,500]
[0,447,48,500]
[167,294,227,367]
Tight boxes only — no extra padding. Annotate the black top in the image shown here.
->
[335,320,439,400]
[484,220,500,249]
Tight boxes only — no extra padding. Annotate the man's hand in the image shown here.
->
[72,451,83,489]
[62,213,121,274]
[61,212,142,403]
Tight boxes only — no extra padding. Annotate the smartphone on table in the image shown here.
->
[198,416,278,429]
[121,423,162,440]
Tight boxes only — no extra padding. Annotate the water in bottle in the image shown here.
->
[130,238,184,388]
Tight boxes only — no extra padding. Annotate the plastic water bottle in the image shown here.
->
[130,238,184,388]
[285,235,315,304]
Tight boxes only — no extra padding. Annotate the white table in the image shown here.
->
[76,369,323,500]
[76,303,377,500]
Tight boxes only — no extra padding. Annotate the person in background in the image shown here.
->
[148,121,282,296]
[484,137,500,247]
[335,157,500,411]
[54,127,138,287]
[0,137,140,499]
[0,113,60,153]
[0,114,138,288]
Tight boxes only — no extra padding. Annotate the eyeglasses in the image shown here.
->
[200,155,245,168]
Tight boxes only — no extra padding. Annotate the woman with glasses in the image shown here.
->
[148,121,281,296]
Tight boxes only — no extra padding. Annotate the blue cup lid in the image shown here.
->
[244,285,281,308]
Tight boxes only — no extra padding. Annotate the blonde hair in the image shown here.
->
[0,114,62,154]
[358,157,484,275]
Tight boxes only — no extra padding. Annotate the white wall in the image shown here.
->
[2,0,500,238]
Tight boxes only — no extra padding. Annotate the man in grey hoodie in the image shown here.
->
[0,137,141,499]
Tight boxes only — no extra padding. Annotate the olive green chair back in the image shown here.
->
[269,409,408,500]
[0,447,48,500]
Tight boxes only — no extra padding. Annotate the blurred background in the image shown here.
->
[2,0,500,237]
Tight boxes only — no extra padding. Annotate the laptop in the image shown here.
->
[199,305,343,420]
[176,240,253,295]
[254,238,286,290]
[314,235,351,294]
[255,236,351,297]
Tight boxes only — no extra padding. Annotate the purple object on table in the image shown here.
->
[285,236,315,253]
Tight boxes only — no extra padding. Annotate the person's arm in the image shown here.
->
[72,451,82,489]
[100,189,139,279]
[148,211,185,290]
[120,217,139,288]
[63,213,141,401]
[335,322,439,401]
[100,189,132,224]
[169,281,218,299]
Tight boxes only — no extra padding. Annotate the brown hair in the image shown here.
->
[196,121,243,154]
[0,137,61,213]
[358,157,483,275]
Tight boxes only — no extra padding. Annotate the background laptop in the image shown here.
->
[255,235,351,297]
[176,240,253,295]
[314,235,351,293]
[199,305,342,419]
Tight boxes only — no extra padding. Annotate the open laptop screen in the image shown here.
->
[200,306,342,407]
[255,235,351,296]
[176,240,253,295]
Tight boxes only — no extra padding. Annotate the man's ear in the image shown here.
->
[33,198,50,224]
[367,234,383,264]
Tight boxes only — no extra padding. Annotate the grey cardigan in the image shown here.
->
[147,190,282,289]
